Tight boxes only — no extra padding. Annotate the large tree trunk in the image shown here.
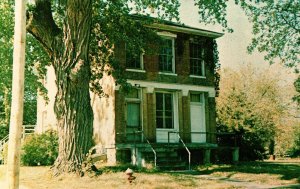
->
[53,58,93,175]
[27,0,94,175]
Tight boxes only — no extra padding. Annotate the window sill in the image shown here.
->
[189,75,206,79]
[126,69,146,73]
[158,72,177,76]
[156,128,176,130]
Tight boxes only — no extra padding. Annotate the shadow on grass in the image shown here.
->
[195,161,300,182]
[95,161,300,184]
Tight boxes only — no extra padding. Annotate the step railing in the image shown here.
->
[168,131,191,170]
[1,135,9,145]
[22,125,35,138]
[116,130,157,168]
[138,130,157,168]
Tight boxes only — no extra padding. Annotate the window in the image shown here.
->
[125,88,141,128]
[156,92,173,129]
[159,37,175,73]
[190,93,204,103]
[126,103,140,127]
[126,45,143,70]
[190,42,205,76]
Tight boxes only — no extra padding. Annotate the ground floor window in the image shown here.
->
[125,88,141,128]
[156,92,173,129]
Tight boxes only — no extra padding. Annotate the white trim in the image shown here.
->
[155,90,179,143]
[158,72,178,76]
[182,89,189,96]
[189,75,206,79]
[157,34,176,74]
[128,80,216,97]
[126,69,146,73]
[146,87,154,93]
[125,44,144,70]
[157,31,177,38]
[125,88,143,131]
[156,128,176,131]
[152,23,223,38]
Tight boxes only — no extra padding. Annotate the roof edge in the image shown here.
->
[151,23,224,39]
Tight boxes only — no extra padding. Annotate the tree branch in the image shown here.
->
[26,0,62,57]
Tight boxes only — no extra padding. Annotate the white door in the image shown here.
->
[190,93,206,143]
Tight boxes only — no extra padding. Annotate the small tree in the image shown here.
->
[217,64,295,160]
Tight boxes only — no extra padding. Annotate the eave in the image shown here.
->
[151,23,224,39]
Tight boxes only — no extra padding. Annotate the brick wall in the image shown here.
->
[122,33,215,87]
[114,32,217,144]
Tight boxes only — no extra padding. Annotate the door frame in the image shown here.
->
[155,91,179,143]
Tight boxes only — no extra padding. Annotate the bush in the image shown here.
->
[0,124,9,140]
[21,131,58,166]
[288,126,300,157]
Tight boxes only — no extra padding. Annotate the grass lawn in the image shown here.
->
[0,166,236,189]
[197,159,300,186]
[0,159,299,189]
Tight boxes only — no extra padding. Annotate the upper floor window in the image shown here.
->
[126,44,143,70]
[190,42,205,76]
[158,34,175,73]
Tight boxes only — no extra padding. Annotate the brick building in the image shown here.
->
[36,21,226,168]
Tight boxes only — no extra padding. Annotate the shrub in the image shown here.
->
[288,126,300,157]
[0,124,9,140]
[21,131,58,166]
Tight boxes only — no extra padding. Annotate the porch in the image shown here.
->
[115,130,240,170]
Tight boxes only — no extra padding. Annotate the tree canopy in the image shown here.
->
[0,0,46,126]
[244,0,299,69]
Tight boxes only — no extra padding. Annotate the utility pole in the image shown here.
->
[7,0,27,188]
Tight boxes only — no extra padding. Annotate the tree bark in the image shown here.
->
[27,0,94,175]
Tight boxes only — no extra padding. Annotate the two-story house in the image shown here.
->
[36,20,225,169]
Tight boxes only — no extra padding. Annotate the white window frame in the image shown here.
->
[155,91,179,130]
[190,92,205,105]
[157,32,176,74]
[125,88,143,129]
[189,42,206,77]
[125,44,145,72]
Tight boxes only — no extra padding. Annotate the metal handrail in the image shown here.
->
[138,131,157,168]
[22,125,35,138]
[168,131,191,170]
[1,135,9,146]
[116,130,157,168]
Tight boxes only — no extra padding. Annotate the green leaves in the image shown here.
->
[194,0,232,32]
[0,1,49,125]
[245,0,300,68]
